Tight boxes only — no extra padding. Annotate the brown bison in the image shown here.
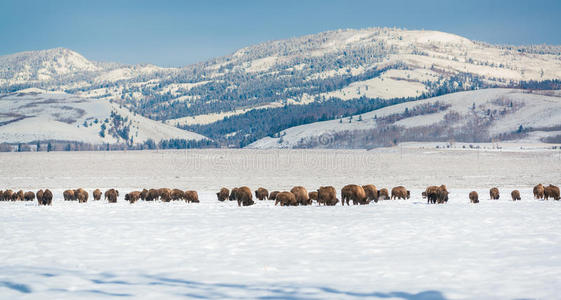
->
[216,187,229,201]
[13,190,24,201]
[236,186,254,207]
[269,191,280,201]
[93,189,102,201]
[362,185,379,203]
[3,190,14,201]
[171,189,185,201]
[469,191,479,203]
[159,188,172,202]
[317,186,338,206]
[291,186,310,205]
[36,190,44,205]
[185,190,199,203]
[511,190,521,201]
[74,188,88,203]
[378,188,390,200]
[308,191,318,203]
[125,191,141,203]
[39,189,53,206]
[544,184,560,200]
[490,187,500,200]
[533,184,545,199]
[255,187,269,200]
[105,189,118,203]
[24,191,35,201]
[391,186,410,200]
[140,189,148,201]
[229,187,239,201]
[146,189,160,201]
[0,190,3,201]
[275,191,298,206]
[341,184,368,205]
[63,189,76,201]
[426,185,448,204]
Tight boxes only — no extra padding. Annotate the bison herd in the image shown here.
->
[0,183,559,206]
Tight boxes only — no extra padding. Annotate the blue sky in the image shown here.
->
[1,0,560,66]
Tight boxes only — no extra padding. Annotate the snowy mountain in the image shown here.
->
[248,88,561,149]
[0,88,207,145]
[1,28,560,147]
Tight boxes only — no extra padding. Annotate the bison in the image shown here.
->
[171,189,185,201]
[377,188,390,200]
[229,187,239,201]
[236,186,254,207]
[140,189,148,201]
[275,191,298,206]
[426,185,448,204]
[269,191,280,201]
[308,191,318,203]
[533,184,545,200]
[362,185,378,203]
[93,189,102,201]
[146,189,160,201]
[63,189,76,201]
[544,184,560,200]
[291,186,310,205]
[159,188,172,202]
[39,189,53,206]
[216,187,230,201]
[74,188,88,203]
[317,186,338,206]
[391,186,410,200]
[105,188,118,203]
[3,190,14,202]
[255,187,269,200]
[469,191,479,203]
[185,190,199,203]
[36,190,44,205]
[490,187,500,200]
[511,190,521,201]
[341,184,368,205]
[125,191,141,203]
[24,191,35,201]
[13,190,24,201]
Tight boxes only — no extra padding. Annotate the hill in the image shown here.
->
[247,88,561,149]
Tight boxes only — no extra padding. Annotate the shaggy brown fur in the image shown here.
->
[255,187,269,200]
[125,191,141,203]
[269,191,280,201]
[93,189,102,201]
[341,184,368,205]
[229,188,239,201]
[63,189,76,201]
[533,184,545,199]
[391,186,410,200]
[469,191,479,203]
[159,188,172,202]
[511,190,521,201]
[308,191,318,203]
[146,189,159,201]
[41,189,53,206]
[36,190,44,205]
[185,190,199,203]
[24,191,35,201]
[275,191,297,206]
[317,186,338,206]
[74,188,89,203]
[13,190,24,201]
[216,187,230,201]
[489,187,500,200]
[544,185,560,200]
[291,186,310,205]
[362,185,379,203]
[140,189,148,201]
[3,190,14,201]
[377,188,390,200]
[105,189,118,203]
[426,185,448,204]
[236,186,254,207]
[171,189,185,201]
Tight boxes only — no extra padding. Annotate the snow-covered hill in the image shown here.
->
[1,28,560,125]
[0,88,207,145]
[248,88,561,149]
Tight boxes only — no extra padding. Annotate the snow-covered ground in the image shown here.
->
[1,149,561,299]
